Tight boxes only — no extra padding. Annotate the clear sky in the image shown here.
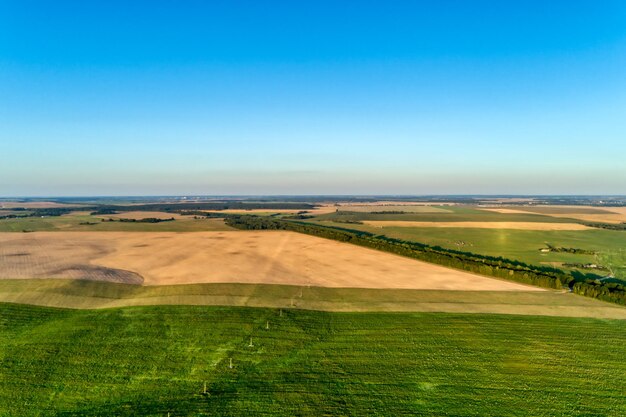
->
[1,1,625,196]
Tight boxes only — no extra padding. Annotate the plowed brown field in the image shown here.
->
[0,231,541,291]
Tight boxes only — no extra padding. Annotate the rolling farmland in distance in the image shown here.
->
[1,196,626,415]
[5,3,626,415]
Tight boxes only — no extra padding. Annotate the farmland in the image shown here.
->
[302,205,626,283]
[1,198,626,415]
[1,303,626,416]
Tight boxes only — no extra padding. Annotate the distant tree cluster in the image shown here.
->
[0,214,29,220]
[330,219,364,224]
[90,208,119,215]
[0,208,75,219]
[31,208,75,217]
[283,214,315,220]
[563,263,607,271]
[541,245,596,255]
[582,222,626,231]
[177,210,227,217]
[573,280,626,305]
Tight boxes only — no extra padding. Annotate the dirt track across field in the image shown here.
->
[363,221,591,231]
[0,231,542,291]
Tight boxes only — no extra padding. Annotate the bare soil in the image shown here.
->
[0,231,542,291]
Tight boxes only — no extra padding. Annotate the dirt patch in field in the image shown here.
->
[480,206,626,224]
[0,234,142,283]
[363,221,591,231]
[0,231,541,291]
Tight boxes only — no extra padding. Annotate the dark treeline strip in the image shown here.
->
[3,203,316,218]
[90,208,119,215]
[1,208,76,219]
[572,280,626,305]
[0,214,29,220]
[543,245,597,255]
[563,263,607,271]
[224,215,626,306]
[177,210,229,217]
[582,222,626,231]
[328,219,363,224]
[102,217,175,223]
[32,208,76,216]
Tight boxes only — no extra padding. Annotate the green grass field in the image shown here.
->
[304,205,626,282]
[1,303,625,416]
[349,226,626,274]
[314,205,579,223]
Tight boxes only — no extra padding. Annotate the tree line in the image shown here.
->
[543,244,596,255]
[582,222,626,231]
[102,217,175,223]
[224,215,626,306]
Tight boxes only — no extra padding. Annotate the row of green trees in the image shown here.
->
[103,217,175,223]
[544,244,596,255]
[572,280,626,305]
[582,222,626,231]
[0,208,75,219]
[224,215,626,305]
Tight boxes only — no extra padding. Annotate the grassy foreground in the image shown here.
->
[1,303,626,416]
[3,279,626,318]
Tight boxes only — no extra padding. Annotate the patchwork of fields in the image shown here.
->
[305,204,626,283]
[1,200,626,415]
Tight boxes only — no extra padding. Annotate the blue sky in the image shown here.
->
[1,1,625,196]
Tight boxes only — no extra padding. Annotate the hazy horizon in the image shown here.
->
[2,193,626,200]
[2,1,625,196]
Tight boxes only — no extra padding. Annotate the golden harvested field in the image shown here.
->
[0,231,541,291]
[363,221,591,230]
[480,206,626,223]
